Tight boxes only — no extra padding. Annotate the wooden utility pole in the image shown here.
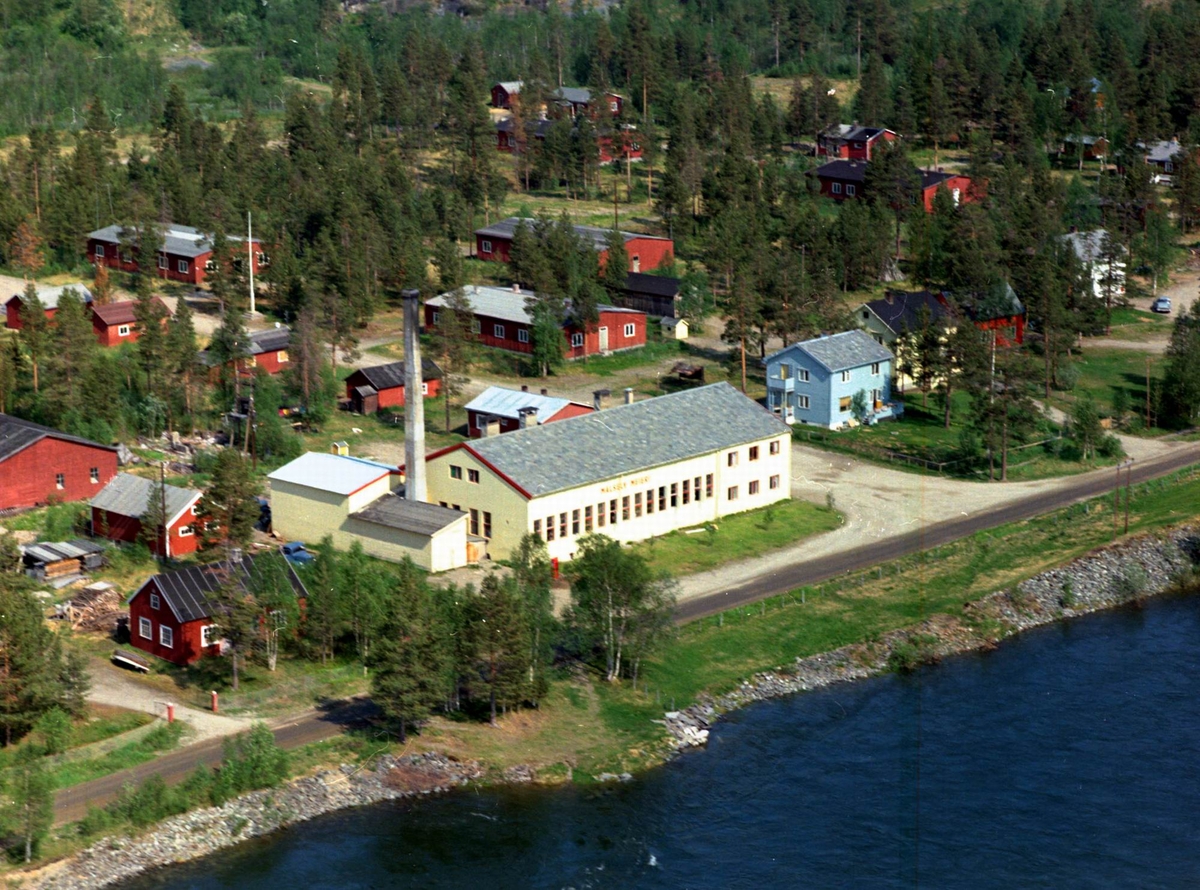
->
[1145,356,1152,429]
[1125,459,1133,534]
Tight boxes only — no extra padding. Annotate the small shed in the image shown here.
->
[661,316,689,340]
[23,539,105,584]
[350,385,379,416]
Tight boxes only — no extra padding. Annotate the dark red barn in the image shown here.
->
[127,553,308,666]
[0,414,117,510]
[343,359,444,415]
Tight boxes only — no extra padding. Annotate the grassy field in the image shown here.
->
[630,499,842,577]
[1051,347,1172,434]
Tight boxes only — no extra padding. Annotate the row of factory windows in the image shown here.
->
[531,473,781,542]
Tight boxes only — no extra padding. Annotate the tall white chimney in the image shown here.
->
[402,289,426,503]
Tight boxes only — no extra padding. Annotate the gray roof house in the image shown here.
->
[1061,230,1127,300]
[764,330,901,428]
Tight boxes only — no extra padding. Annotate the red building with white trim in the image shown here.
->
[0,414,117,510]
[425,284,647,359]
[87,223,268,287]
[91,299,170,347]
[90,473,204,558]
[4,284,94,330]
[808,160,979,212]
[464,385,595,437]
[474,217,673,272]
[127,554,308,666]
[343,359,444,415]
[816,125,898,160]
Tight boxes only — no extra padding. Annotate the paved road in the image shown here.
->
[53,698,379,826]
[676,441,1200,621]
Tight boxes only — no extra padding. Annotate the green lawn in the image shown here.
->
[1052,348,1171,434]
[629,499,842,576]
[1106,307,1173,341]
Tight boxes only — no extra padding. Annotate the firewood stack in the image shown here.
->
[68,582,125,633]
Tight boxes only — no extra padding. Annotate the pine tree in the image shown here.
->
[208,567,261,691]
[3,747,53,862]
[199,450,262,554]
[303,537,342,665]
[370,561,443,742]
[511,533,555,704]
[337,541,388,673]
[432,240,472,432]
[18,283,50,394]
[48,287,97,417]
[468,575,529,725]
[1162,305,1200,426]
[165,295,198,429]
[134,292,170,390]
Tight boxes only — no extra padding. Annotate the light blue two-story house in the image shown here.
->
[764,330,902,428]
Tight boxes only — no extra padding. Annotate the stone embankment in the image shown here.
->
[24,753,482,890]
[661,526,1199,755]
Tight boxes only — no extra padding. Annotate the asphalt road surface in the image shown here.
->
[53,698,379,826]
[676,442,1200,621]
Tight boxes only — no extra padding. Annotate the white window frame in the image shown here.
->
[94,244,105,257]
[476,414,488,429]
[432,310,440,325]
[770,474,781,490]
[493,323,506,338]
[796,367,809,382]
[139,617,152,639]
[201,624,217,648]
[624,323,636,337]
[797,395,810,409]
[832,182,843,194]
[90,467,100,483]
[770,440,781,455]
[277,350,289,364]
[727,485,739,501]
[421,382,429,395]
[178,525,193,537]
[150,593,160,610]
[177,259,188,274]
[204,258,216,272]
[840,370,851,383]
[480,239,493,253]
[847,184,857,197]
[117,324,131,337]
[55,472,65,489]
[518,328,529,343]
[191,504,200,515]
[871,362,880,375]
[159,625,174,648]
[157,255,167,270]
[571,333,584,348]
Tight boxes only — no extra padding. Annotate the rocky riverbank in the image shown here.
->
[20,753,482,890]
[662,526,1199,754]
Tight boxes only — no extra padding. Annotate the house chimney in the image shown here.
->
[624,387,634,405]
[402,288,426,503]
[512,282,521,293]
[229,547,243,564]
[593,388,610,410]
[519,407,538,429]
[540,388,548,396]
[521,384,529,392]
[484,417,501,437]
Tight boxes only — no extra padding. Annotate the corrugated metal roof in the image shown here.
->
[137,553,308,624]
[88,224,254,259]
[24,539,104,564]
[473,217,669,252]
[553,86,593,105]
[0,413,116,463]
[465,383,787,499]
[90,473,200,525]
[344,359,443,393]
[427,285,639,328]
[352,494,465,536]
[464,386,575,421]
[268,452,395,496]
[249,326,290,355]
[767,330,895,374]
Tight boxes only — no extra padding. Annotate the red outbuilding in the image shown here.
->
[343,359,444,415]
[816,125,898,161]
[127,553,308,666]
[0,414,117,511]
[5,283,94,330]
[464,385,595,437]
[90,473,204,558]
[808,160,979,212]
[425,284,647,359]
[201,325,292,378]
[91,299,170,347]
[474,217,673,272]
[87,223,268,287]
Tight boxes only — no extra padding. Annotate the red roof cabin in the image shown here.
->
[87,223,268,287]
[817,124,898,160]
[90,473,205,558]
[343,359,444,415]
[474,217,673,272]
[127,553,308,666]
[464,385,595,438]
[425,284,647,360]
[0,414,117,510]
[5,283,94,330]
[91,298,170,347]
[808,160,978,212]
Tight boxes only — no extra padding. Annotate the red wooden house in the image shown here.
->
[495,119,643,163]
[0,414,117,510]
[91,299,170,347]
[491,81,524,109]
[474,217,673,272]
[4,284,94,330]
[464,385,594,437]
[90,473,204,558]
[808,160,978,212]
[201,325,292,378]
[127,553,308,666]
[425,284,646,359]
[343,359,444,415]
[87,223,268,287]
[816,125,897,160]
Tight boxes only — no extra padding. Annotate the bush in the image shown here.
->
[1097,434,1124,458]
[34,708,72,755]
[886,634,940,672]
[1114,564,1149,598]
[211,723,289,805]
[1054,363,1080,392]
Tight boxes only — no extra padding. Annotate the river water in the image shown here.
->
[124,594,1200,889]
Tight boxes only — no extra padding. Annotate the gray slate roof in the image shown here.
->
[6,283,94,310]
[88,224,252,259]
[465,382,787,499]
[473,217,669,251]
[1061,230,1124,264]
[0,413,115,463]
[268,452,395,496]
[769,330,895,373]
[352,494,465,536]
[863,291,954,336]
[1145,139,1183,163]
[136,553,308,624]
[90,473,200,526]
[464,386,576,421]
